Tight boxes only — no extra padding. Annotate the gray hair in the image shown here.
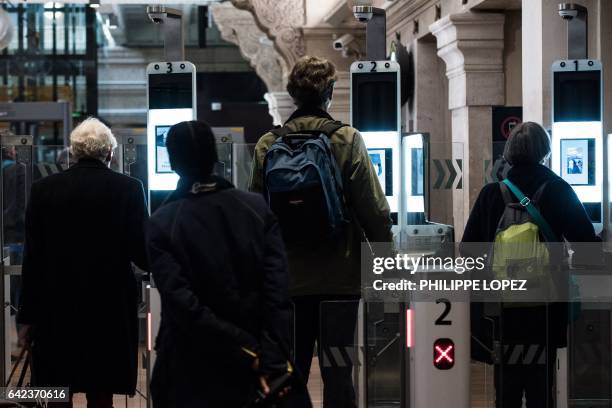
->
[70,118,117,162]
[503,121,551,166]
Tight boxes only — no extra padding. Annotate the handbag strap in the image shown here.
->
[6,345,27,386]
[16,353,29,387]
[501,179,558,242]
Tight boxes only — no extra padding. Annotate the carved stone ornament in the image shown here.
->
[210,3,284,92]
[0,8,14,51]
[230,0,306,80]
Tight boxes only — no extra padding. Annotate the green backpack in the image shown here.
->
[491,179,566,306]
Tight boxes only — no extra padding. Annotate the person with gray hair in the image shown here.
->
[18,117,149,407]
[69,117,117,164]
[462,121,600,407]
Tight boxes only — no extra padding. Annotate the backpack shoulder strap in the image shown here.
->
[501,179,558,242]
[269,126,291,139]
[318,121,347,138]
[269,121,347,140]
[531,181,550,204]
[498,181,515,205]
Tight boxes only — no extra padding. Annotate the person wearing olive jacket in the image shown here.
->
[250,56,392,407]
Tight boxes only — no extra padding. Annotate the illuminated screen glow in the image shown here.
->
[147,108,195,191]
[551,121,603,205]
[361,131,401,214]
[403,134,425,213]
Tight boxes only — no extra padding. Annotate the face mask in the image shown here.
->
[541,152,551,165]
[325,98,333,110]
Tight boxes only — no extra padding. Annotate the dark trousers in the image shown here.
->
[494,348,556,408]
[494,306,560,408]
[291,295,359,408]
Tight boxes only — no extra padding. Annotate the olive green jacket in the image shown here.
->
[249,108,393,296]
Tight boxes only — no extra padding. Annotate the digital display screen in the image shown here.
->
[149,73,194,109]
[147,108,194,191]
[560,138,595,186]
[551,121,603,226]
[402,133,426,215]
[554,71,601,122]
[361,131,400,217]
[147,70,195,191]
[368,148,393,196]
[352,72,398,132]
[155,126,172,174]
[411,148,424,196]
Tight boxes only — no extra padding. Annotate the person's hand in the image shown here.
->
[259,376,271,395]
[18,324,31,348]
[259,374,291,402]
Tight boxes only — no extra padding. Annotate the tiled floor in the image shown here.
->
[6,313,495,408]
[71,357,324,408]
[7,355,497,408]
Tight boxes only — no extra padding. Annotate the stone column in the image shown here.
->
[521,0,566,126]
[264,92,295,126]
[430,12,505,238]
[413,37,453,226]
[521,0,598,126]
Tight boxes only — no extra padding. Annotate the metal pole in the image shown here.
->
[353,5,387,61]
[0,134,6,386]
[367,8,386,61]
[560,3,588,60]
[146,6,185,62]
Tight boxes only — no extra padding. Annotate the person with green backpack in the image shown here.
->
[462,121,601,408]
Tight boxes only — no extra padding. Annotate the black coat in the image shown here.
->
[462,164,600,349]
[18,158,149,394]
[462,164,598,245]
[147,177,294,408]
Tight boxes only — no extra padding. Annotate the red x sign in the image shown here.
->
[433,338,455,370]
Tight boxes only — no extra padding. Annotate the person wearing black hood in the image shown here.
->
[462,121,601,408]
[147,121,309,407]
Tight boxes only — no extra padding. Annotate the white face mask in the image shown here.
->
[325,98,333,111]
[540,150,552,165]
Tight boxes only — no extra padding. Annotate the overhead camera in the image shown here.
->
[146,6,165,24]
[558,3,583,21]
[353,5,374,23]
[333,34,355,51]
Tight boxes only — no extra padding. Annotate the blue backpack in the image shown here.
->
[263,121,348,243]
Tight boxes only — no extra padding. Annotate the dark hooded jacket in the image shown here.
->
[147,176,296,407]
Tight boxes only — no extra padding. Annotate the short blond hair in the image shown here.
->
[70,117,117,162]
[287,56,337,107]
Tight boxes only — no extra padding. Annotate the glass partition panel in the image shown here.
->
[364,301,404,407]
[399,141,464,250]
[232,143,256,191]
[608,134,611,252]
[2,143,70,388]
[215,143,255,191]
[115,130,148,191]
